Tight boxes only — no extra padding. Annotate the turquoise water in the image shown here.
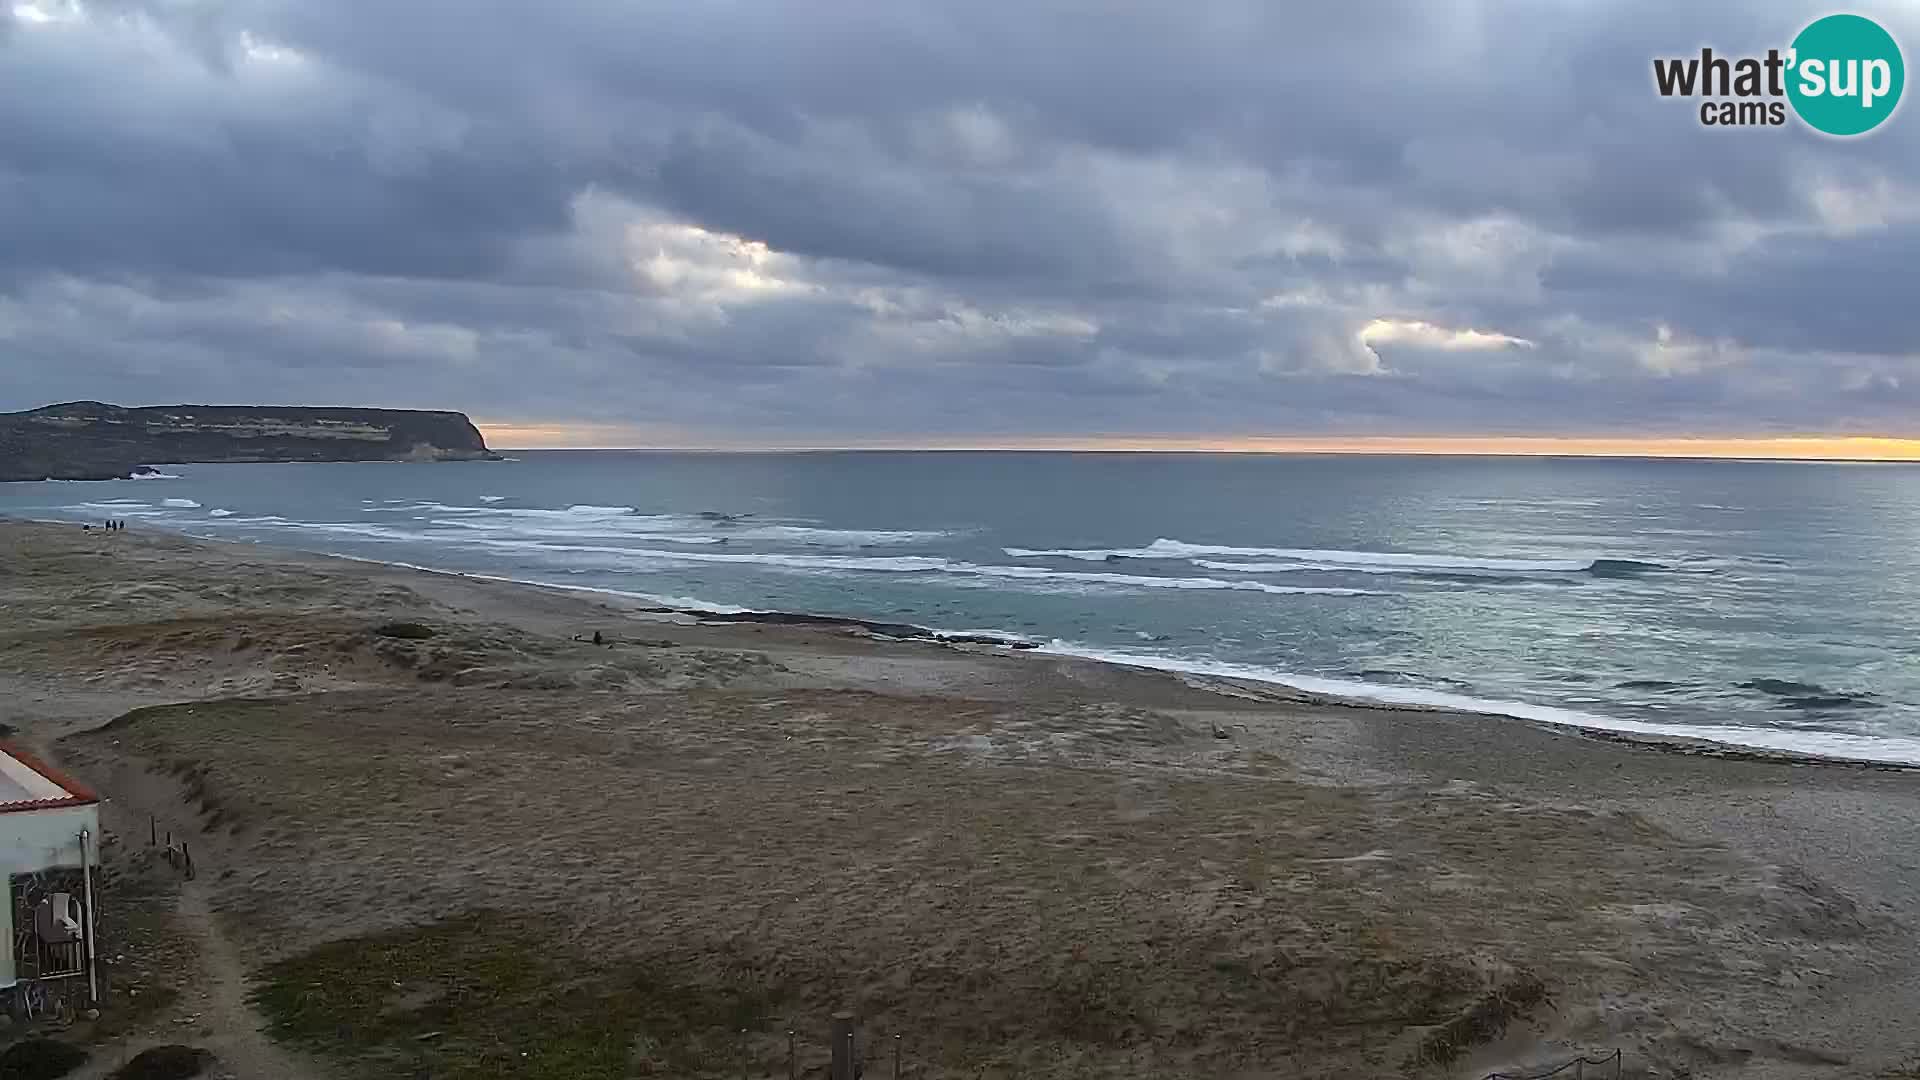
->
[12,450,1920,763]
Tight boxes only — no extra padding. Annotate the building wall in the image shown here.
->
[0,804,100,988]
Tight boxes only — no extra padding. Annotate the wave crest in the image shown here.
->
[1010,538,1665,575]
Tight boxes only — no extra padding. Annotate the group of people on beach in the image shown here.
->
[87,519,129,532]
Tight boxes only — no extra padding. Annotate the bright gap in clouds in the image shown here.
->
[1358,318,1535,351]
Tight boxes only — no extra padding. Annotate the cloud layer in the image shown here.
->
[4,0,1918,442]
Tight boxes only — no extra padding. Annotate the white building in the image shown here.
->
[0,746,101,1000]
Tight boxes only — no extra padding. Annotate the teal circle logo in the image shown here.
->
[1787,14,1905,136]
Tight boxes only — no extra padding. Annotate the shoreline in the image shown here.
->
[60,515,1911,773]
[15,510,1915,772]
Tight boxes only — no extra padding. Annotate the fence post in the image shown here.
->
[1575,1061,1584,1080]
[787,1029,797,1080]
[893,1033,901,1079]
[830,1013,855,1080]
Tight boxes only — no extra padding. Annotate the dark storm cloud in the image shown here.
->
[2,0,1918,439]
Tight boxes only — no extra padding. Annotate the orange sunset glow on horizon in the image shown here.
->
[475,424,1920,462]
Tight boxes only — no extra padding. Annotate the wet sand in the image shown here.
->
[2,519,1917,1078]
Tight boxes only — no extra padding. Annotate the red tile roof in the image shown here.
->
[0,744,101,813]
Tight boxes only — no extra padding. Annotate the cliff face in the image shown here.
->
[0,402,500,482]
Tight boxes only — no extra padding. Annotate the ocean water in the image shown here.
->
[12,450,1920,764]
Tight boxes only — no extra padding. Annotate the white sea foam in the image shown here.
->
[465,540,1380,595]
[363,502,943,546]
[259,520,419,541]
[1009,538,1633,573]
[425,519,728,544]
[1192,559,1393,574]
[162,498,201,508]
[478,495,507,502]
[931,628,1040,645]
[1033,644,1920,766]
[126,471,182,480]
[319,554,753,614]
[208,509,234,518]
[67,501,166,516]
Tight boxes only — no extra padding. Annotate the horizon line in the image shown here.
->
[475,430,1920,462]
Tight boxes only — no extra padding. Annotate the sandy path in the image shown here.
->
[55,767,330,1080]
[169,881,326,1080]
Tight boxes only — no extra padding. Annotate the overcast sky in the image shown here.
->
[3,0,1918,446]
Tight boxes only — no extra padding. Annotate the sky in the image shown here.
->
[3,0,1919,451]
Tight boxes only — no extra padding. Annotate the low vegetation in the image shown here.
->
[251,913,785,1080]
[0,1039,87,1080]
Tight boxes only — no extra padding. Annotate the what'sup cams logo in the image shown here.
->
[1654,13,1904,135]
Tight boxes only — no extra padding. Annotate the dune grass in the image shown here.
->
[251,913,783,1080]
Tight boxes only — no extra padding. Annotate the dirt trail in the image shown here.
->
[63,814,328,1080]
[174,880,326,1080]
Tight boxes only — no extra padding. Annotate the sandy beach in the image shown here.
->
[3,518,1918,1079]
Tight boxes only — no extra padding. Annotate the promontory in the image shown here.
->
[0,401,499,482]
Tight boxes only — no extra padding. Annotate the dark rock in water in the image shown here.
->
[939,633,1040,650]
[1587,558,1668,576]
[108,1045,215,1080]
[373,622,437,640]
[1616,679,1685,691]
[1743,678,1830,697]
[695,511,753,523]
[0,400,499,482]
[698,609,1037,649]
[1741,678,1878,710]
[0,1038,88,1079]
[1782,694,1880,711]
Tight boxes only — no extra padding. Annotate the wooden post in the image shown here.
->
[1575,1061,1584,1080]
[787,1030,797,1080]
[149,816,156,847]
[80,830,99,1005]
[830,1012,855,1080]
[893,1033,901,1079]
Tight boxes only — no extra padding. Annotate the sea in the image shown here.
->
[11,450,1920,765]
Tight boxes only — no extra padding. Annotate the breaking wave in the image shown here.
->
[1034,644,1920,766]
[464,540,1383,596]
[1009,538,1665,575]
[363,502,946,546]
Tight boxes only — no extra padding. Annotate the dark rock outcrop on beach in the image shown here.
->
[0,401,500,482]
